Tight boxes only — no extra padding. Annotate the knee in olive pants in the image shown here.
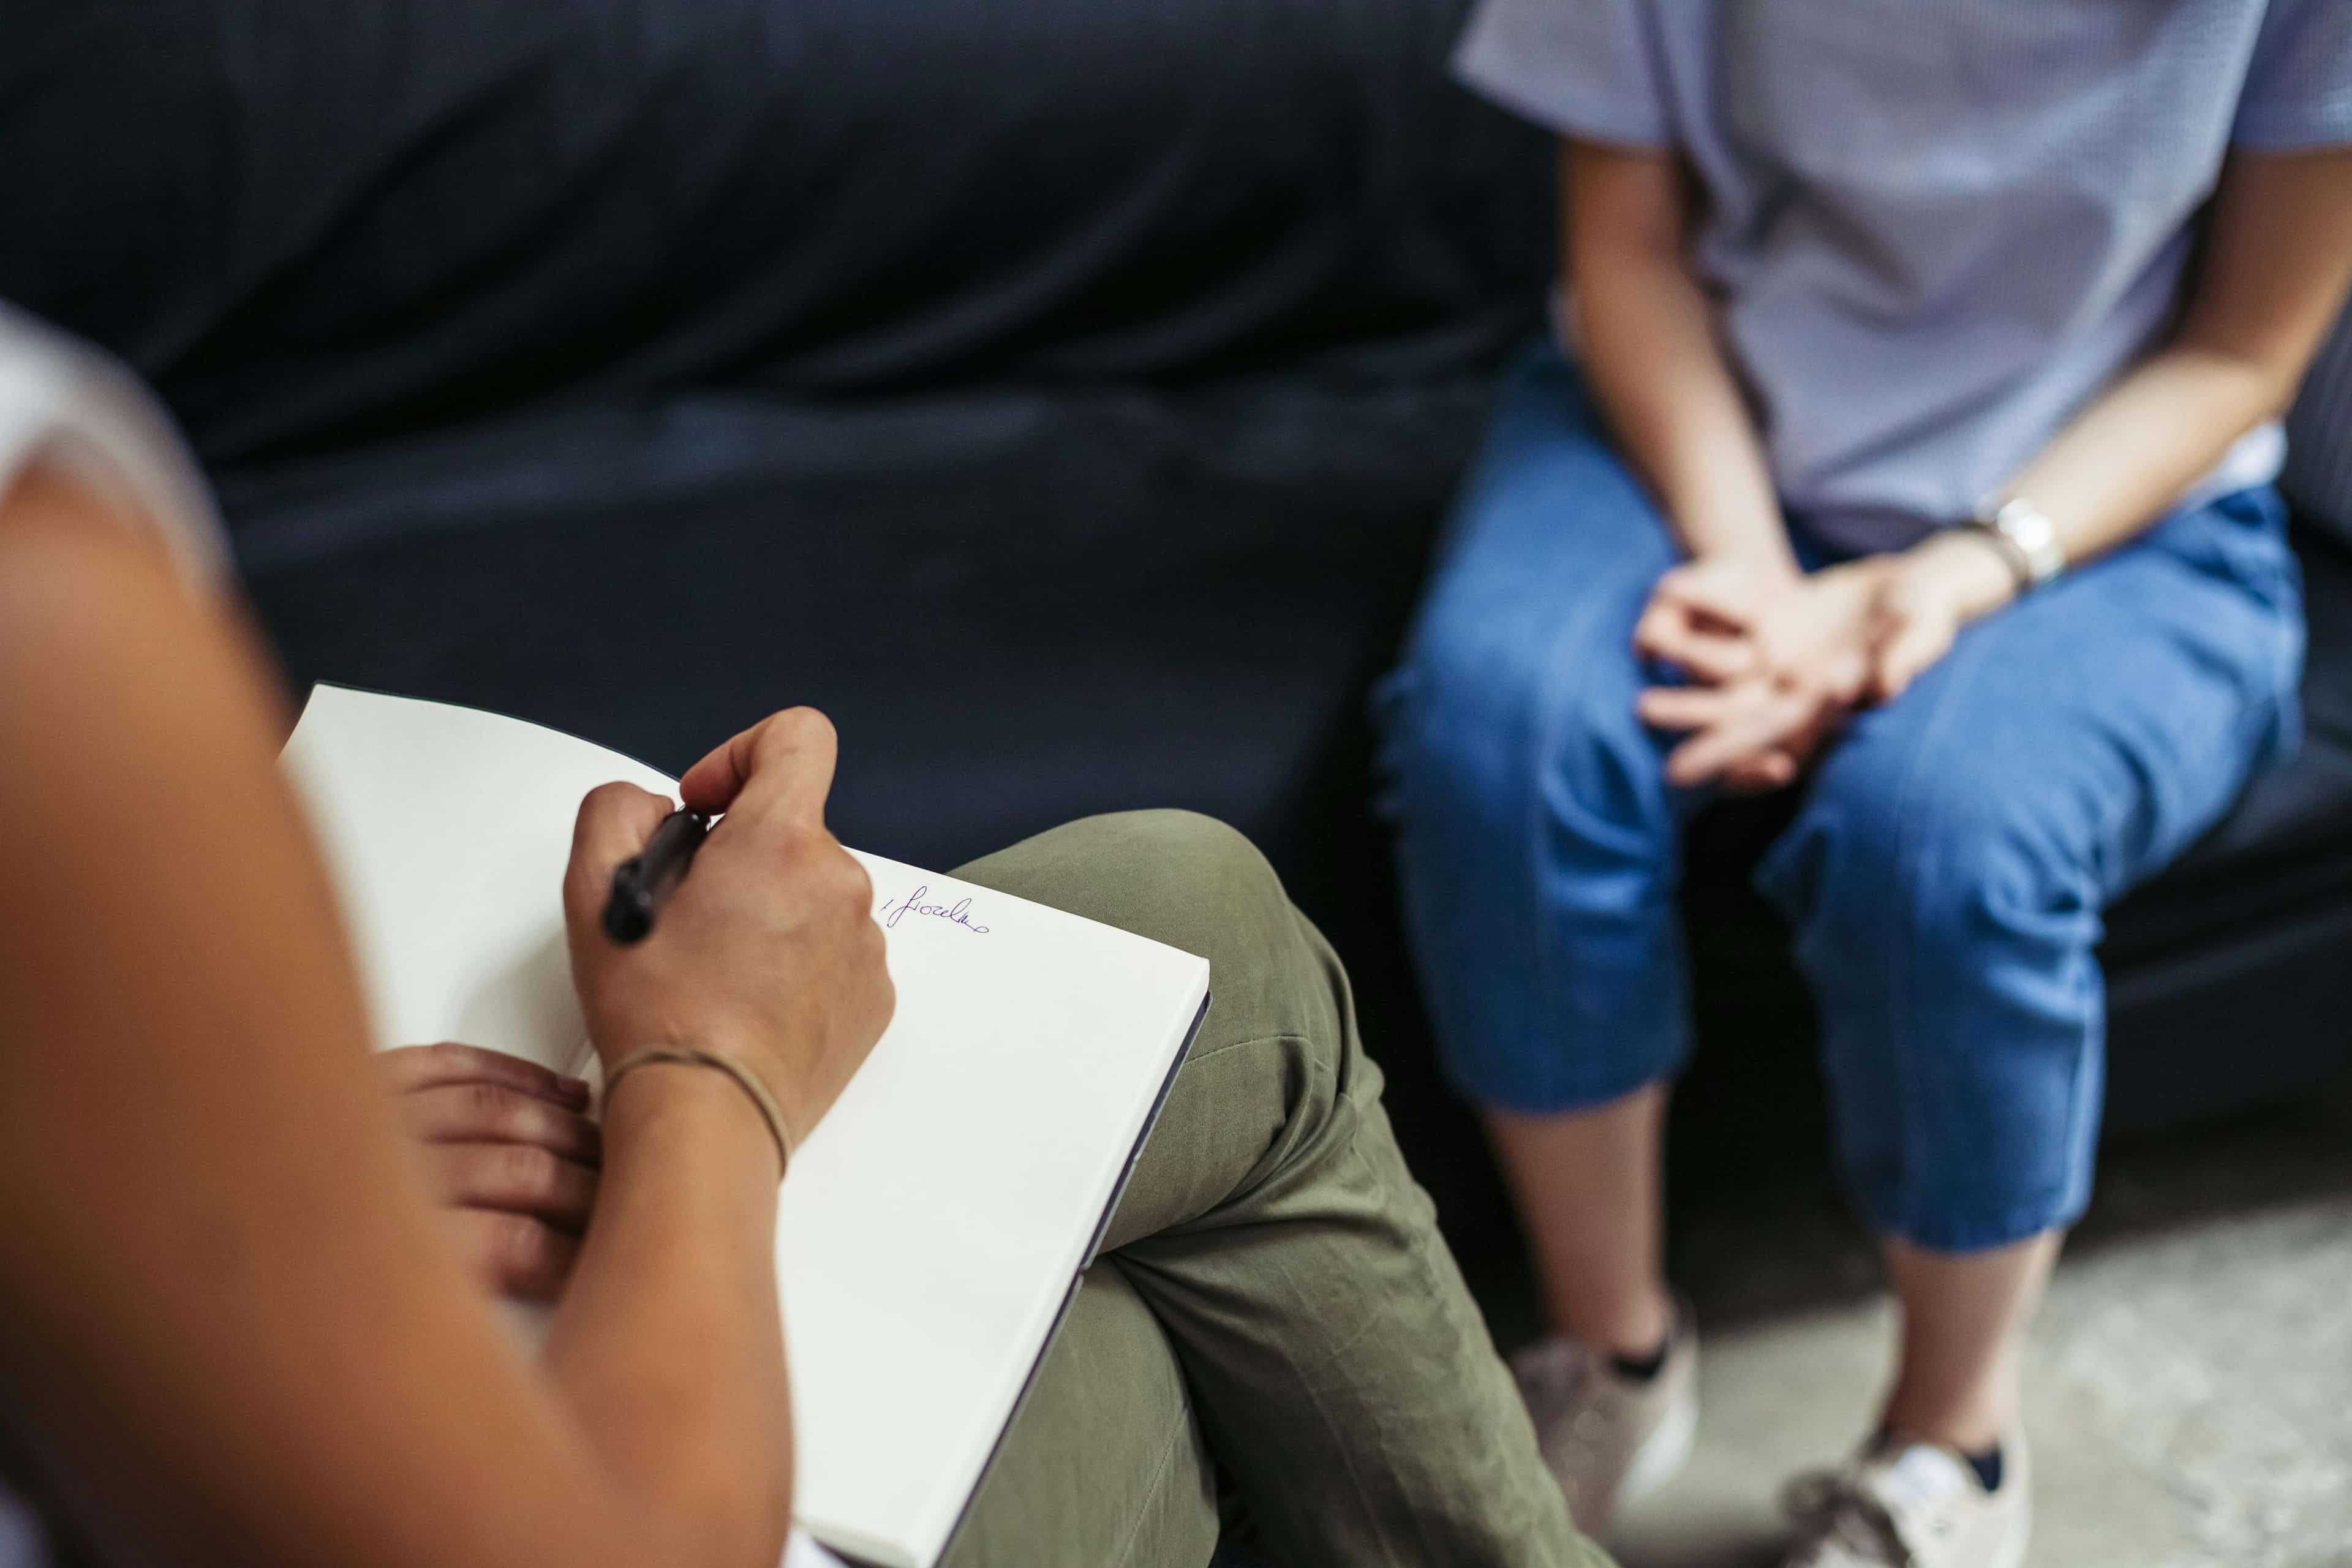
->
[943,810,1602,1568]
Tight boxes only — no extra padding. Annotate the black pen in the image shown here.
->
[603,809,712,943]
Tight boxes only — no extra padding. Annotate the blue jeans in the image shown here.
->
[1377,344,2305,1251]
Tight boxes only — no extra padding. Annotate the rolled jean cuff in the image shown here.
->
[1434,1013,1691,1117]
[1852,1172,2094,1254]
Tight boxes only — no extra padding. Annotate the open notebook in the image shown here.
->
[280,685,1210,1568]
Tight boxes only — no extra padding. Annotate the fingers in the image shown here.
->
[443,1209,580,1303]
[1660,695,1812,787]
[397,1080,603,1165]
[1633,601,1758,682]
[424,1141,598,1231]
[388,1048,601,1302]
[1645,674,1837,788]
[1723,747,1800,794]
[677,707,838,824]
[375,1042,589,1110]
[1635,681,1745,733]
[1663,630,1757,684]
[564,780,675,935]
[1721,695,1847,793]
[1652,558,1774,631]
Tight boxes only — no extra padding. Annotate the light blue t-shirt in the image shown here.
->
[1457,0,2352,550]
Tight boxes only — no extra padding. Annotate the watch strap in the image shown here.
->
[1971,497,2066,589]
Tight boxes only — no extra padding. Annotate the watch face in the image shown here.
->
[1998,506,2063,582]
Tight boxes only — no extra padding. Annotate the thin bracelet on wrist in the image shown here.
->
[605,1046,795,1181]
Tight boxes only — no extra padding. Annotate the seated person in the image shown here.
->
[1378,3,2352,1565]
[0,303,1605,1568]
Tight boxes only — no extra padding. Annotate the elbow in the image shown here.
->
[2257,357,2314,420]
[2234,357,2305,424]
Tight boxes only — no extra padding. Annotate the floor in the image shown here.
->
[1477,1081,2352,1568]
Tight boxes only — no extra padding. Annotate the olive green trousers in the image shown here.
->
[938,811,1610,1568]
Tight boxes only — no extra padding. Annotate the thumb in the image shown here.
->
[562,780,676,935]
[1870,615,1949,703]
[1657,558,1771,631]
[679,706,839,826]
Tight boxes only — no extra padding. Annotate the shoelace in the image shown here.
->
[1782,1470,1919,1567]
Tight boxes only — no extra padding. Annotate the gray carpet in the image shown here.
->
[1483,1079,2352,1568]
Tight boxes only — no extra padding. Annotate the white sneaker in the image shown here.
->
[1509,1302,1698,1539]
[1781,1430,2030,1568]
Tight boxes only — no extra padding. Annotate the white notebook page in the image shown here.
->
[281,685,1210,1568]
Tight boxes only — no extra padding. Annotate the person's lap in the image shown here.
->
[1379,340,2304,1246]
[941,810,1600,1568]
[1753,486,2301,1245]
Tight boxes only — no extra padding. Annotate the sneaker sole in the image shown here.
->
[1618,1385,1697,1505]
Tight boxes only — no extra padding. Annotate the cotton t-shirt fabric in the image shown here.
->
[0,302,228,587]
[1456,0,2352,552]
[0,303,849,1568]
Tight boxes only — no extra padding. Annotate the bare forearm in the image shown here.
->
[1575,260,1790,568]
[1966,148,2352,589]
[1564,141,1792,573]
[0,473,790,1567]
[544,1072,791,1562]
[1999,345,2299,565]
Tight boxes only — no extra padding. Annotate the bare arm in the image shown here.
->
[1871,146,2352,681]
[2001,147,2352,563]
[1569,134,1844,786]
[0,464,884,1566]
[1623,146,2352,782]
[1564,137,1795,579]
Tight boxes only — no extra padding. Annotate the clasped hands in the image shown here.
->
[1632,533,2015,791]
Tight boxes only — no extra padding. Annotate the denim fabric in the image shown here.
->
[1377,343,2306,1250]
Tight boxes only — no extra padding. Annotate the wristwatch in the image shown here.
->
[1961,496,2067,592]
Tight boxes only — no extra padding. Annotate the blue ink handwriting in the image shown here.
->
[879,884,992,935]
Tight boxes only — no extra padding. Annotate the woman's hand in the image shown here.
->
[1635,537,2018,788]
[1632,554,1792,684]
[562,708,894,1155]
[375,1043,600,1302]
[1865,531,2019,700]
[1635,558,1878,788]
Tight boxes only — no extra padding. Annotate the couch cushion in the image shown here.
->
[219,372,1490,876]
[1,0,1550,468]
